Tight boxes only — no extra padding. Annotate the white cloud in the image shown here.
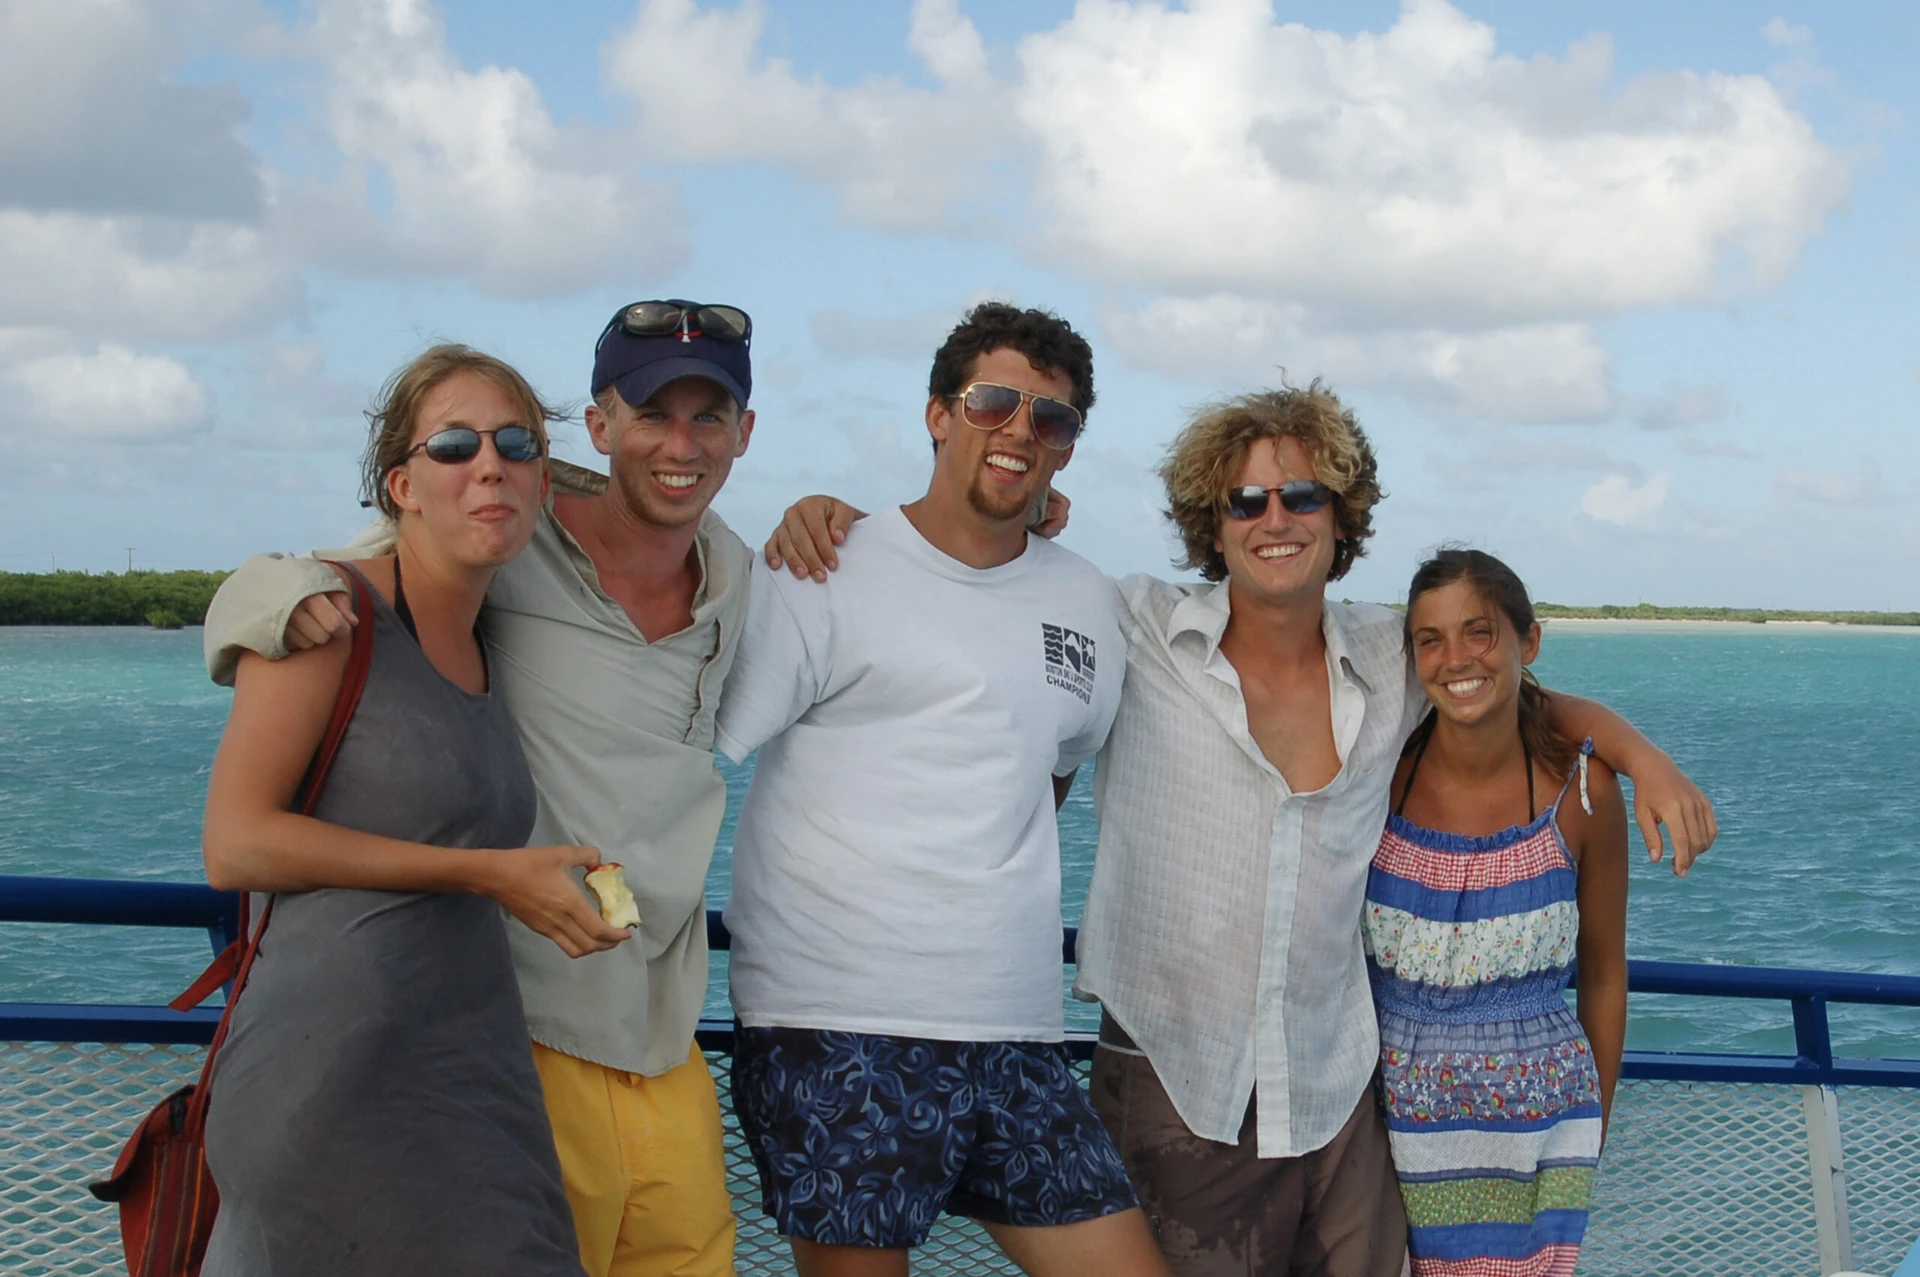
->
[290,0,684,297]
[1762,18,1813,49]
[0,1,299,352]
[7,345,212,439]
[604,0,1007,229]
[909,0,990,87]
[1581,471,1671,527]
[0,0,264,219]
[1014,0,1845,325]
[1104,297,1612,423]
[621,0,1844,422]
[0,211,299,341]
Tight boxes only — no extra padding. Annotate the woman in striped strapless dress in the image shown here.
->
[1364,549,1630,1277]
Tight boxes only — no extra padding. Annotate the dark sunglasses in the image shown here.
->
[603,300,752,345]
[952,382,1084,451]
[407,425,545,465]
[1221,481,1333,520]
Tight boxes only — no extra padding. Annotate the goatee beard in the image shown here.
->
[966,479,1030,523]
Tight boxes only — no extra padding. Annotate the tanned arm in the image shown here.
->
[1567,757,1630,1140]
[1545,692,1716,875]
[204,644,630,958]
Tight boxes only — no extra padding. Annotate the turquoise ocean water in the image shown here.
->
[2,622,1916,1058]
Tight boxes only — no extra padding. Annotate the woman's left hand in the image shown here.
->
[1628,755,1716,876]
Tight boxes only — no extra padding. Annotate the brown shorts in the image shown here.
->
[1089,1015,1407,1277]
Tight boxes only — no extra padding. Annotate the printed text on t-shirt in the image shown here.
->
[1042,623,1095,704]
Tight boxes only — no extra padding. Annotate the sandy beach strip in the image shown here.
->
[1538,617,1920,635]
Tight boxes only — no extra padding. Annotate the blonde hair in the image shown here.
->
[1157,379,1382,582]
[360,344,560,519]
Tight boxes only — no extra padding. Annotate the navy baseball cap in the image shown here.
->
[591,300,752,411]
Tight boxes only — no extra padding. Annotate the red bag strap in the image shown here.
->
[183,564,377,1127]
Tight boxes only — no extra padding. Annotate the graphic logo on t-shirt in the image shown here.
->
[1042,623,1096,704]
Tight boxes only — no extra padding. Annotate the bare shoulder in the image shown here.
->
[1559,754,1627,864]
[339,555,393,604]
[1584,755,1624,807]
[233,626,353,699]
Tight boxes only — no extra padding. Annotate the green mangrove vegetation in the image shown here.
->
[0,570,231,627]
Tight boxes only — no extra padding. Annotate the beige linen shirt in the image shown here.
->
[202,460,751,1076]
[1073,575,1426,1158]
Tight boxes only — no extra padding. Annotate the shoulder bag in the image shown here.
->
[87,566,375,1276]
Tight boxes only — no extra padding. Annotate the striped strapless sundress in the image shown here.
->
[1362,760,1602,1277]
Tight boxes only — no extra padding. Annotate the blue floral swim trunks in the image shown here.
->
[731,1026,1138,1248]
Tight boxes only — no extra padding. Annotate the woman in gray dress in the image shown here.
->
[198,345,632,1276]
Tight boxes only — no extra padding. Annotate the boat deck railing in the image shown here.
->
[2,874,1917,1276]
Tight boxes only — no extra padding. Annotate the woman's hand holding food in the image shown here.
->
[480,843,631,958]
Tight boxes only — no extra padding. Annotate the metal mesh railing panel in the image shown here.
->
[1582,1079,1820,1276]
[6,1043,1917,1275]
[0,1040,203,1277]
[1839,1085,1920,1275]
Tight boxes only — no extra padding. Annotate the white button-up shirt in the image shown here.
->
[1074,575,1426,1157]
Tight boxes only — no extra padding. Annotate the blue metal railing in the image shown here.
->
[2,873,1918,1088]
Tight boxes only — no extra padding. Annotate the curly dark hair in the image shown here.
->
[927,302,1096,420]
[1158,380,1382,583]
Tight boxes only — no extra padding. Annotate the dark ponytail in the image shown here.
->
[1403,548,1576,776]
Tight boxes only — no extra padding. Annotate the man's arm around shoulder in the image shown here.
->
[204,553,361,686]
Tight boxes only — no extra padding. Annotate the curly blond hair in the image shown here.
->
[1158,380,1382,582]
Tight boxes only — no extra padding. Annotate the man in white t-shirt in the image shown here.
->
[715,303,1168,1277]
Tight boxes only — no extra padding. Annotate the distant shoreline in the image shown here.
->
[1368,600,1919,627]
[1540,618,1920,635]
[0,570,229,627]
[1533,604,1918,627]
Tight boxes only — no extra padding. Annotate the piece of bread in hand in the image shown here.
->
[584,863,641,930]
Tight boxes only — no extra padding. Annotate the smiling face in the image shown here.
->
[1213,435,1342,607]
[586,375,755,530]
[385,369,550,568]
[925,346,1076,526]
[1408,579,1543,731]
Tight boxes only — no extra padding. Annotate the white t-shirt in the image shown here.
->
[716,506,1126,1042]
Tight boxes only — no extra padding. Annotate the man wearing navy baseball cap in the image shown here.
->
[201,299,767,1276]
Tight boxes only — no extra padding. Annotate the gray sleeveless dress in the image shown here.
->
[203,571,583,1277]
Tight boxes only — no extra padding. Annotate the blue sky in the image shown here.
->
[2,0,1914,609]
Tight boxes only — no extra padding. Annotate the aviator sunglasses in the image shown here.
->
[1221,481,1334,520]
[602,300,753,346]
[951,382,1084,451]
[407,425,545,465]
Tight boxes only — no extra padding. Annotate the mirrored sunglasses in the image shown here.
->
[953,381,1084,451]
[1221,481,1333,520]
[407,425,545,465]
[606,300,752,344]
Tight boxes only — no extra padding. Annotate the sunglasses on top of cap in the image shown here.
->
[407,425,544,465]
[951,382,1084,451]
[601,300,752,347]
[1221,481,1334,520]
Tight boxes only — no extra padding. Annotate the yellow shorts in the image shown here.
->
[531,1040,736,1277]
